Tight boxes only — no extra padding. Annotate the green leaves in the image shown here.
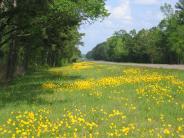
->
[0,0,108,80]
[176,0,184,24]
[168,24,184,63]
[52,0,108,23]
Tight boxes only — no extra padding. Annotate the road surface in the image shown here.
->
[94,61,184,70]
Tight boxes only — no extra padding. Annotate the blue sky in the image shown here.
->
[79,0,178,54]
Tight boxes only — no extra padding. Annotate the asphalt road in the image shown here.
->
[94,61,184,70]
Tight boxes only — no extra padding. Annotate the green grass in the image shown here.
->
[0,62,183,138]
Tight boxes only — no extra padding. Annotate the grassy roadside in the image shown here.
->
[0,62,183,138]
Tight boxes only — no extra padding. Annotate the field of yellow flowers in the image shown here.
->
[0,62,184,138]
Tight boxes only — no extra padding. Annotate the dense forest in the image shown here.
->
[0,0,108,81]
[87,1,184,64]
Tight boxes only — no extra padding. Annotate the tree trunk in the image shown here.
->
[23,45,30,71]
[6,0,17,81]
[6,32,17,80]
[41,49,46,65]
[151,56,154,64]
[178,54,180,64]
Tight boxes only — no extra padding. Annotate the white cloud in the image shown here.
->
[134,0,160,5]
[107,0,132,22]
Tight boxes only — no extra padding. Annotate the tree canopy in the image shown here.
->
[0,0,108,81]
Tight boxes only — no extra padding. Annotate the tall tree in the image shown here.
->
[176,0,184,24]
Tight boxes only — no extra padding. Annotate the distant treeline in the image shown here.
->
[87,1,184,64]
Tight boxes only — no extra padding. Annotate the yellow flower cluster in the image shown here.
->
[136,84,173,104]
[42,82,58,89]
[0,107,139,138]
[1,99,183,137]
[64,80,94,90]
[61,69,180,90]
[71,62,94,70]
[0,108,99,138]
[107,123,135,137]
[88,108,136,137]
[42,63,184,94]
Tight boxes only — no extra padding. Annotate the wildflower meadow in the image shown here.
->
[0,62,183,138]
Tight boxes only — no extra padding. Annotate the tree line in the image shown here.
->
[0,0,108,81]
[87,0,184,64]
